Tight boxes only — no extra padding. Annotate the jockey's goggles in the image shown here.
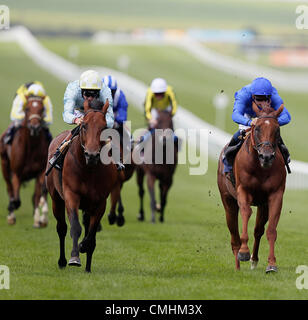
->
[254,95,271,102]
[82,89,100,98]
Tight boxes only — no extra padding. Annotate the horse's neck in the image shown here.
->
[70,135,86,168]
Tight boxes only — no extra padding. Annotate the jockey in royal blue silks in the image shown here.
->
[102,75,128,130]
[102,75,133,158]
[223,77,291,183]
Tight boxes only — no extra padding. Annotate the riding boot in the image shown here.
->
[278,137,290,164]
[224,130,245,165]
[3,124,16,145]
[48,135,72,171]
[278,137,291,174]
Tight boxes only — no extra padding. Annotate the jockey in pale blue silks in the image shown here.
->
[223,77,291,183]
[48,70,124,172]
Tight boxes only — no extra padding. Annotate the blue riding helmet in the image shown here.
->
[250,77,273,96]
[102,75,117,91]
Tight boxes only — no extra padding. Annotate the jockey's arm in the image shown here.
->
[10,94,26,122]
[144,89,153,121]
[167,87,177,116]
[232,91,252,127]
[101,85,114,128]
[271,89,291,126]
[43,95,53,125]
[115,93,128,124]
[63,81,79,124]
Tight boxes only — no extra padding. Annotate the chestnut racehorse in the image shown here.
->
[0,97,50,227]
[136,110,178,223]
[46,99,118,272]
[218,103,286,273]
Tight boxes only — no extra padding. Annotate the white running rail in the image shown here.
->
[1,26,308,189]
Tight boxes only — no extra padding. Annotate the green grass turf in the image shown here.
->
[0,41,308,300]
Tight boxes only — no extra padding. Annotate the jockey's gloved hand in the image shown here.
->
[113,121,120,129]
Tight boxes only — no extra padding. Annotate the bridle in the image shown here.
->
[79,109,107,152]
[25,98,44,134]
[251,115,278,155]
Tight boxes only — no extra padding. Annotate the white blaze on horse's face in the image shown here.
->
[32,101,39,108]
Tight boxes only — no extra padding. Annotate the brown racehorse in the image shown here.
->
[46,99,118,272]
[0,97,50,227]
[218,103,286,273]
[136,110,178,223]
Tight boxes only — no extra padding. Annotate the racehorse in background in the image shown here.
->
[46,99,118,273]
[136,110,178,223]
[0,97,50,227]
[217,103,287,273]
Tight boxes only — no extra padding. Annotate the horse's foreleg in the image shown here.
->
[250,204,268,270]
[79,201,106,273]
[223,196,241,270]
[108,182,120,225]
[52,191,67,268]
[136,167,145,221]
[8,173,21,224]
[237,186,253,262]
[33,173,48,228]
[147,173,156,223]
[1,153,15,224]
[116,191,125,227]
[158,180,172,223]
[265,191,284,273]
[65,191,82,267]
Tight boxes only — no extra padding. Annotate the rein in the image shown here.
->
[79,109,107,152]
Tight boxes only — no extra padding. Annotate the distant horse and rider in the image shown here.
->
[0,82,53,227]
[218,77,291,273]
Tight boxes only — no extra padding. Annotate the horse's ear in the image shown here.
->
[274,104,284,118]
[102,99,109,114]
[252,101,262,117]
[84,99,91,112]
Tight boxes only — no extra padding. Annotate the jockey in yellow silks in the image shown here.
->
[144,78,177,128]
[4,81,53,144]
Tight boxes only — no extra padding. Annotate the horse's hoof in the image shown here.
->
[33,222,40,228]
[58,258,67,269]
[68,256,81,267]
[7,213,16,225]
[137,214,144,221]
[266,265,278,273]
[108,213,116,225]
[250,259,258,270]
[238,251,250,261]
[159,215,164,223]
[39,221,48,228]
[117,216,125,227]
